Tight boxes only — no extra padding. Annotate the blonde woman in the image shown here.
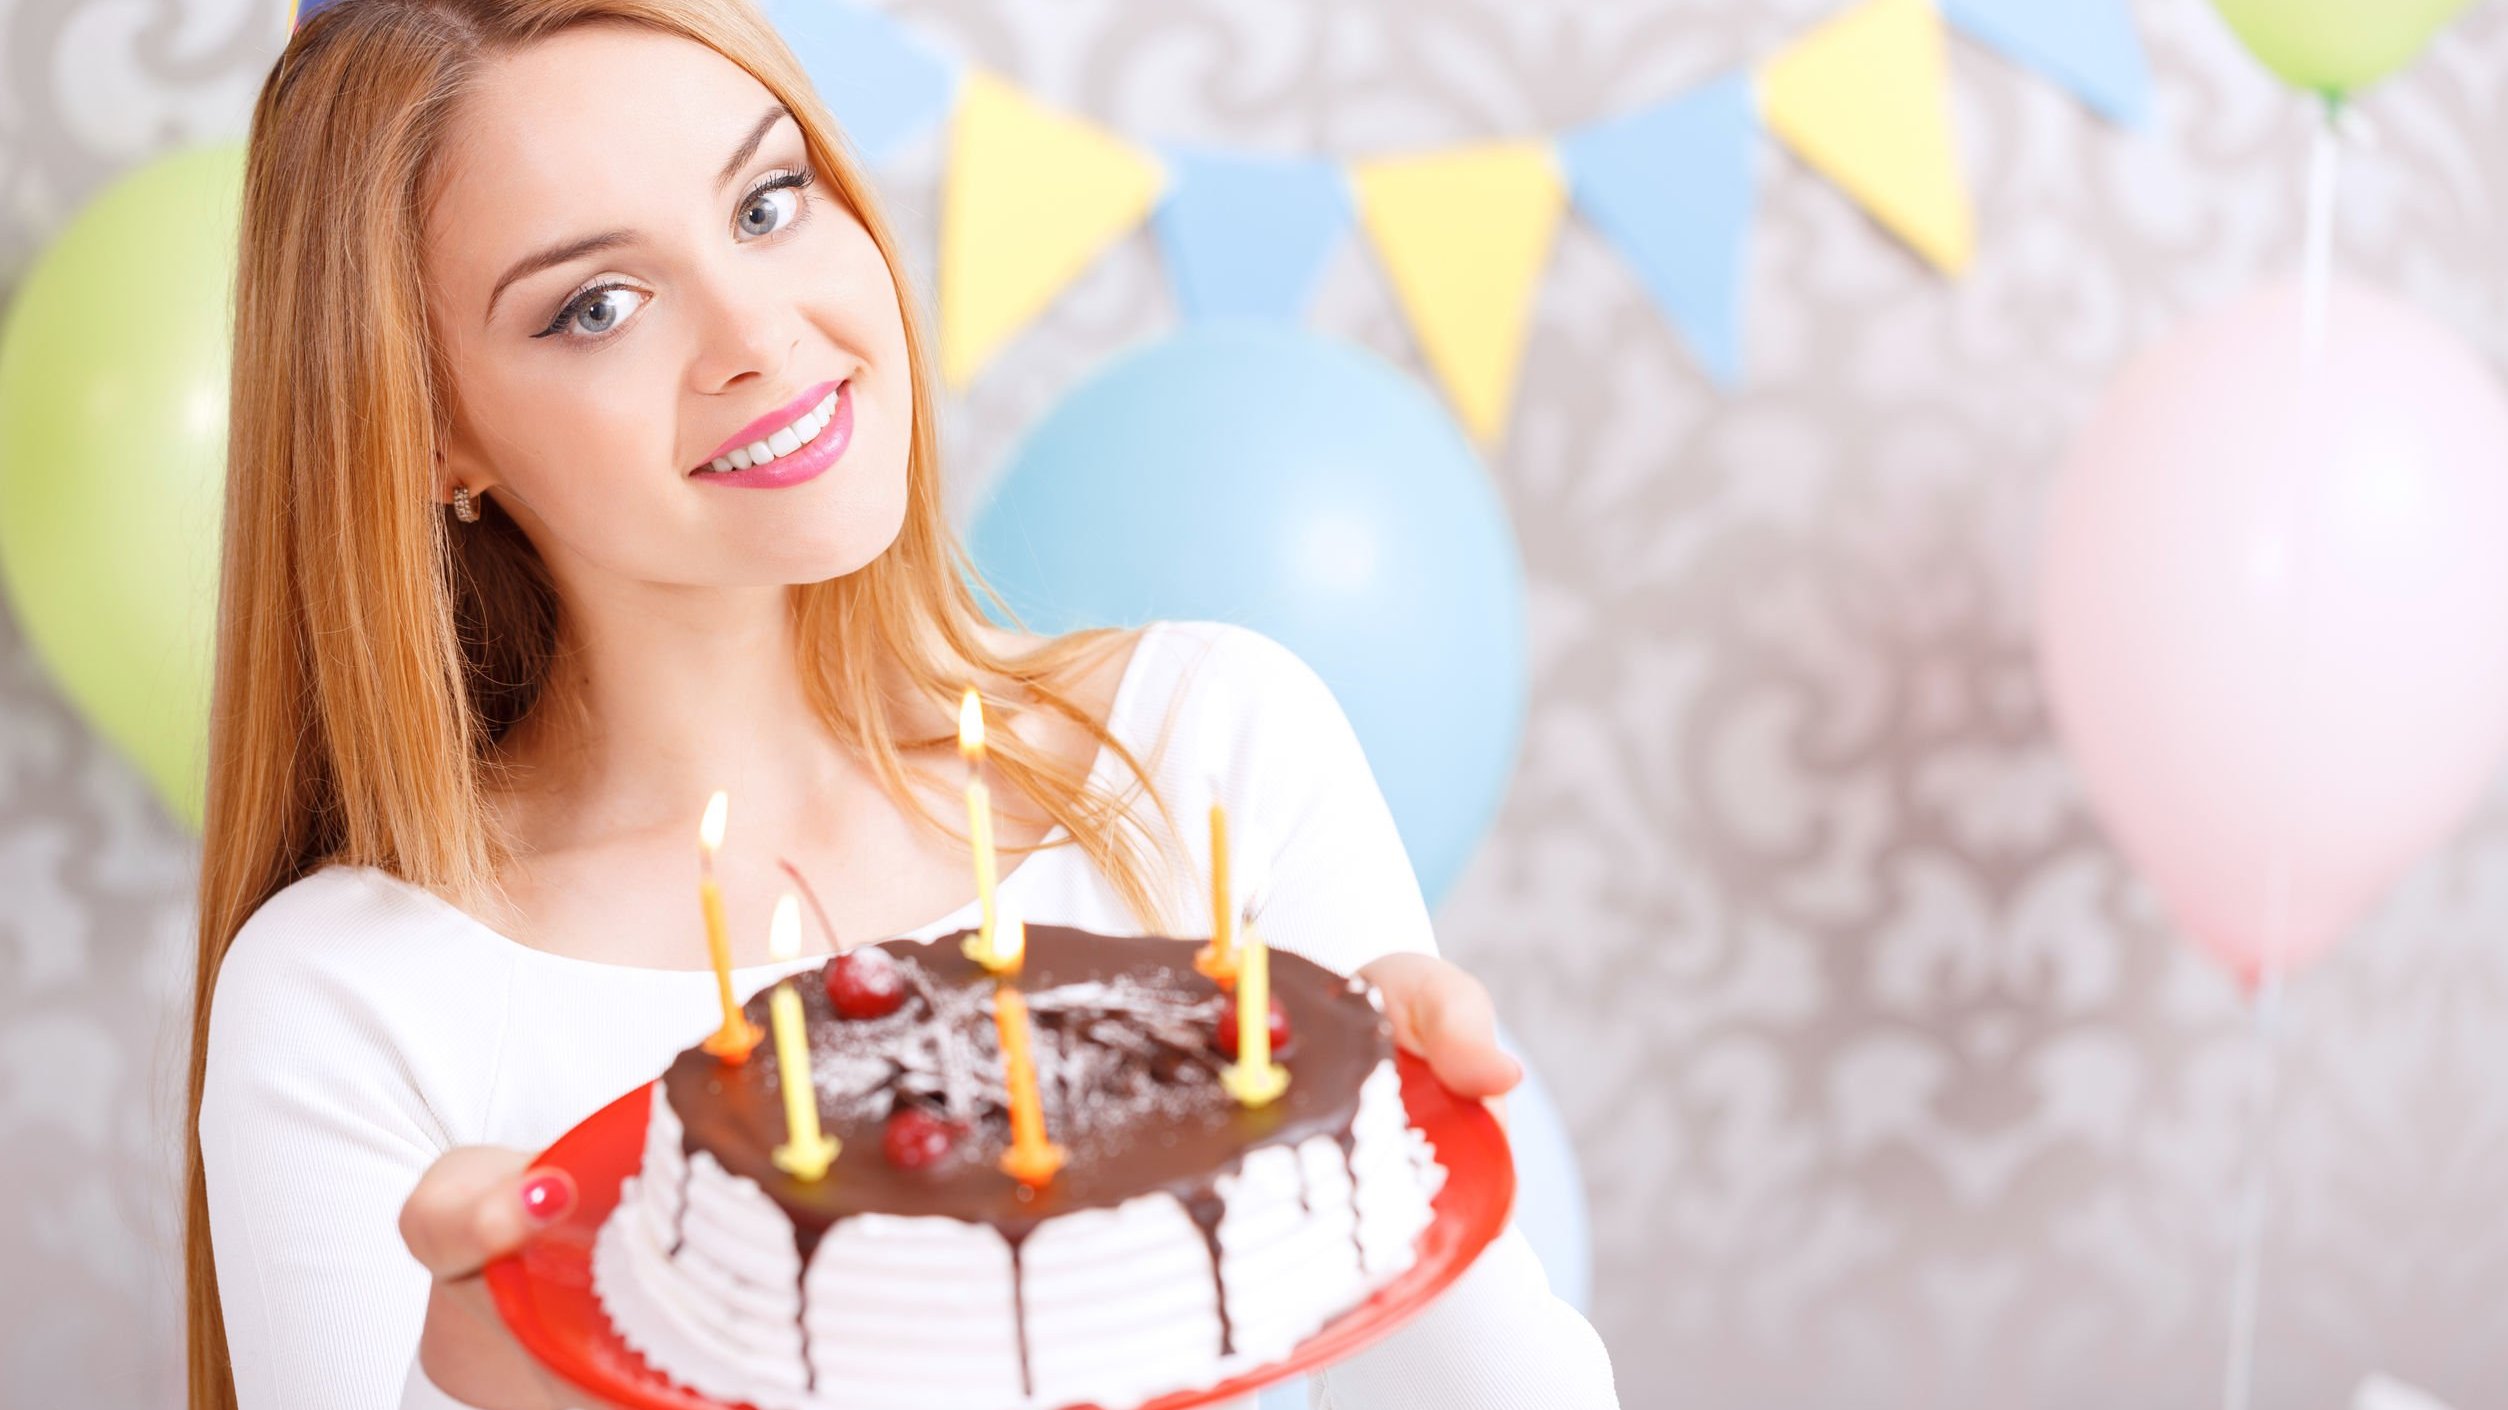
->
[186,1,1620,1407]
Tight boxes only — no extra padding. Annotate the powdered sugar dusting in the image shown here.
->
[758,954,1240,1165]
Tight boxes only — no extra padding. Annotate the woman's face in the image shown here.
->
[422,22,911,594]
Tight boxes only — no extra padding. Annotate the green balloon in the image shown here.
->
[2209,0,2475,97]
[0,143,241,831]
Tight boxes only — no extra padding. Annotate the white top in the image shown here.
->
[199,618,1620,1410]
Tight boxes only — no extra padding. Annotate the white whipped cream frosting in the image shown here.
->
[591,1057,1444,1410]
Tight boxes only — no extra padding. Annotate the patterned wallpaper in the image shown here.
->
[5,0,2508,1406]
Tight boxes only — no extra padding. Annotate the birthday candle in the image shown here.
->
[958,688,1001,966]
[1220,927,1289,1108]
[697,790,762,1063]
[973,898,1023,978]
[993,982,1066,1188]
[1196,801,1238,986]
[766,894,839,1181]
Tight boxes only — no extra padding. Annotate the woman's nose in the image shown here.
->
[687,272,801,394]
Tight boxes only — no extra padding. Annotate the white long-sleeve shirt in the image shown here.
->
[199,618,1620,1410]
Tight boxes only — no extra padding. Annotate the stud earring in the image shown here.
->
[452,485,480,523]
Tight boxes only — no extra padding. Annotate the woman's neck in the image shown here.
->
[488,579,883,856]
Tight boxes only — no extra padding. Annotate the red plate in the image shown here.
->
[486,1049,1514,1410]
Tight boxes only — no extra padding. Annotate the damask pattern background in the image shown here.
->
[4,0,2506,1405]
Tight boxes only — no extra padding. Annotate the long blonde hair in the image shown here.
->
[184,0,1182,1402]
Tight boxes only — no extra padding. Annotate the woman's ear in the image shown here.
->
[433,441,494,507]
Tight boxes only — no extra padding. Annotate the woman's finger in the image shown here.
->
[1363,954,1526,1100]
[1411,980,1523,1098]
[399,1146,576,1281]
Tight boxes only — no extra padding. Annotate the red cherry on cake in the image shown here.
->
[883,1107,960,1170]
[1216,994,1293,1059]
[825,947,906,1019]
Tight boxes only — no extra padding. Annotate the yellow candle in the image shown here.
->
[958,687,1002,968]
[993,983,1066,1187]
[766,894,839,1181]
[696,790,762,1064]
[1220,927,1289,1108]
[974,912,1026,978]
[1195,801,1238,987]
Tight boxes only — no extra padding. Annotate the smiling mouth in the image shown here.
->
[694,380,845,476]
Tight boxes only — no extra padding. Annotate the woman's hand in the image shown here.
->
[1355,952,1524,1130]
[399,1147,626,1409]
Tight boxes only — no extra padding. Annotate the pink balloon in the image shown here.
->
[2038,278,2508,985]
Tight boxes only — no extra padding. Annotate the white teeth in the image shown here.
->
[706,385,844,473]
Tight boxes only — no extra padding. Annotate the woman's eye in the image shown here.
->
[542,284,648,340]
[738,183,800,239]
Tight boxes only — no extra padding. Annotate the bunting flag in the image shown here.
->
[1558,75,1758,388]
[777,0,2146,416]
[1350,143,1566,445]
[768,0,960,164]
[938,71,1167,387]
[1759,0,1975,274]
[1940,0,2153,128]
[1150,147,1352,322]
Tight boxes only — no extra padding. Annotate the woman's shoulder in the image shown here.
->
[981,618,1339,752]
[1074,620,1366,823]
[1135,618,1348,736]
[201,865,511,1167]
[212,864,501,1025]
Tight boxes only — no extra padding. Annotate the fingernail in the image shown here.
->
[519,1169,576,1226]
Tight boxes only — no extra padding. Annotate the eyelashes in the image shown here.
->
[532,165,819,342]
[737,164,817,239]
[536,283,647,341]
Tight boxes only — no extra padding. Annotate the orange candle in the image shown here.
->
[993,983,1066,1187]
[1220,926,1289,1108]
[1194,801,1239,987]
[697,790,762,1064]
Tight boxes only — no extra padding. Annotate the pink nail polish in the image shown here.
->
[519,1170,575,1226]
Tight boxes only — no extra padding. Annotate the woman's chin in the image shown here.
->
[754,515,908,588]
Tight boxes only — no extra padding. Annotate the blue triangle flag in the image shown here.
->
[768,0,962,165]
[1557,74,1756,387]
[1149,146,1352,322]
[1941,0,2151,127]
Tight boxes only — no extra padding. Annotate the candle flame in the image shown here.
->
[995,915,1025,968]
[958,686,986,759]
[769,892,801,962]
[699,789,728,852]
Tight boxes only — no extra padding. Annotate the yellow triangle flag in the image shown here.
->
[1350,142,1566,445]
[940,71,1166,387]
[1759,0,1973,274]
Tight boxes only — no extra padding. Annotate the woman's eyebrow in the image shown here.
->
[715,105,792,189]
[481,104,796,327]
[486,229,637,325]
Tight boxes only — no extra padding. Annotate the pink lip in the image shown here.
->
[694,377,845,469]
[691,380,853,490]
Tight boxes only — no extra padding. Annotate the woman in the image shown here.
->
[186,0,1620,1406]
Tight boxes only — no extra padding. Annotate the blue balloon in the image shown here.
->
[967,323,1527,907]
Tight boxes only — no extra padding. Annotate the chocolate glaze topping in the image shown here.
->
[655,923,1394,1393]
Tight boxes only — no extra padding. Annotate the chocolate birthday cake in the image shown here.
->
[589,922,1447,1410]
